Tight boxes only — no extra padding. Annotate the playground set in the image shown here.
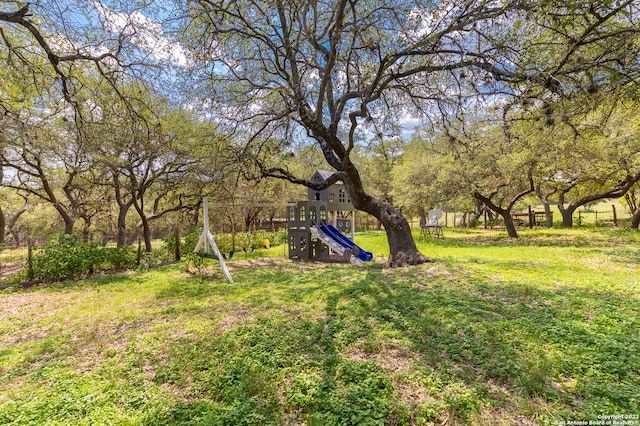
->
[193,171,373,282]
[287,170,373,264]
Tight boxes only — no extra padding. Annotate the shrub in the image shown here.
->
[100,246,137,270]
[25,235,136,281]
[28,236,100,280]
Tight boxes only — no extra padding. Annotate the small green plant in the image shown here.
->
[164,231,198,262]
[185,252,206,275]
[442,382,481,421]
[236,232,252,251]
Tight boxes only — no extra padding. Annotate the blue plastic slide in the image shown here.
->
[320,224,373,261]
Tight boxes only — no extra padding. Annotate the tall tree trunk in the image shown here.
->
[141,215,152,252]
[501,212,519,238]
[132,196,153,253]
[132,213,153,252]
[472,177,534,239]
[474,198,520,238]
[341,160,428,267]
[133,202,153,253]
[116,203,133,247]
[81,218,91,242]
[542,202,553,228]
[59,209,75,235]
[112,171,134,247]
[42,171,75,234]
[190,200,201,228]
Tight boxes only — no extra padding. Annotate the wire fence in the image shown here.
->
[410,205,634,229]
[0,244,29,282]
[1,206,636,283]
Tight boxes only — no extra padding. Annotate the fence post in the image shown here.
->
[528,205,534,229]
[612,204,618,227]
[137,236,142,266]
[27,238,34,281]
[174,230,181,261]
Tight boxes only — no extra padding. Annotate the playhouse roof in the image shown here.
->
[310,170,343,185]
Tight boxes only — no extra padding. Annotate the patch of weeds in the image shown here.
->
[2,230,640,424]
[442,382,482,422]
[143,399,280,426]
[313,360,393,426]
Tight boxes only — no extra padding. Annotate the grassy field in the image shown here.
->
[1,228,639,425]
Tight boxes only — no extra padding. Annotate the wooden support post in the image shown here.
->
[612,204,618,226]
[174,230,181,261]
[351,211,355,241]
[528,205,534,229]
[484,210,487,229]
[27,238,34,281]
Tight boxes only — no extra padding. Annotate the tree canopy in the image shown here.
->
[1,0,640,258]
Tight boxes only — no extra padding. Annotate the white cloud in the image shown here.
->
[94,2,188,67]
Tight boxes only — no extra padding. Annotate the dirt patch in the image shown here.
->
[226,257,294,271]
[0,260,24,281]
[0,292,71,322]
[216,307,253,332]
[187,257,349,280]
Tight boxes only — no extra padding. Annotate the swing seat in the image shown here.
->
[196,252,219,260]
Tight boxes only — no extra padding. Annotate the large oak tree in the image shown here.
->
[181,0,639,266]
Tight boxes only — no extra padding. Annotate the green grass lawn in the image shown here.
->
[1,228,639,425]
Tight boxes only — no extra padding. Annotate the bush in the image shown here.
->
[25,235,136,281]
[28,236,100,280]
[100,246,137,270]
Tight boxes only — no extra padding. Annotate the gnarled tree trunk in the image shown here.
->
[558,173,640,228]
[360,195,430,267]
[472,177,534,239]
[558,204,577,227]
[629,208,640,229]
[535,184,556,228]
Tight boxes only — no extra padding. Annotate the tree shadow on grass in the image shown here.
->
[141,264,639,425]
[337,269,640,422]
